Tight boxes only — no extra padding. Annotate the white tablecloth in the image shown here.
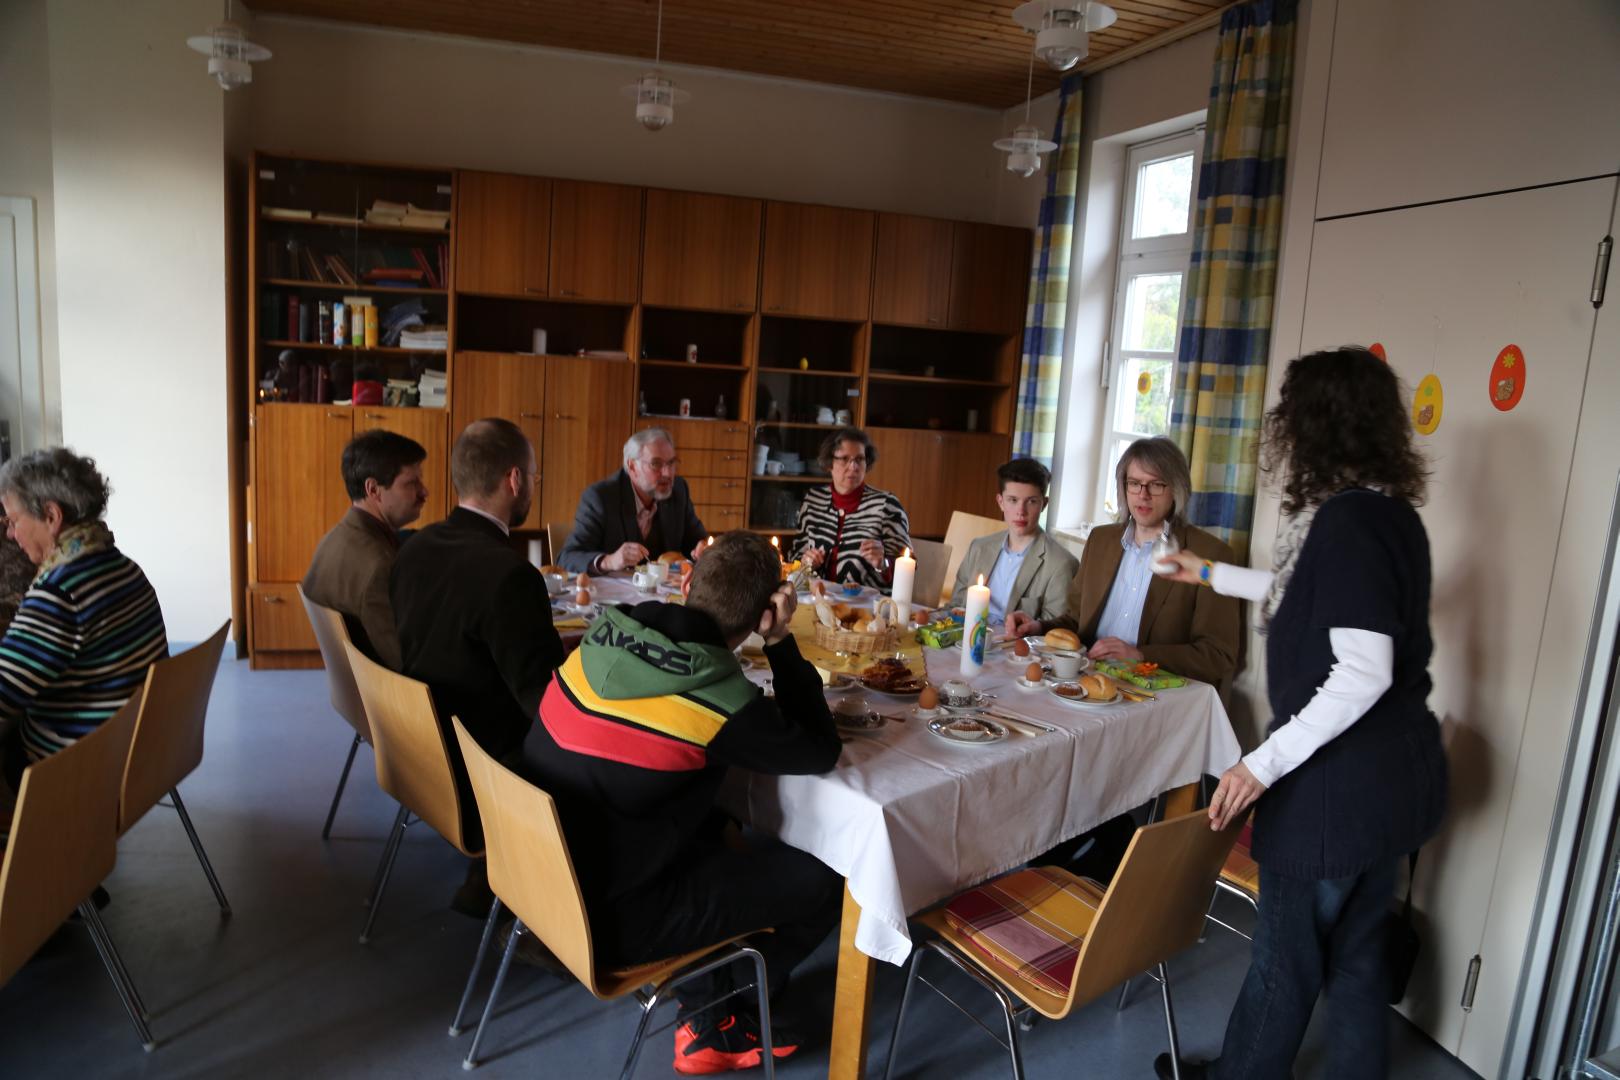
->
[724,647,1241,965]
[580,575,1242,966]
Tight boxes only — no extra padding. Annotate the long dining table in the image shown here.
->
[575,573,1242,1079]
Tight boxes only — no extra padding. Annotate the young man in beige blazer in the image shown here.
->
[949,458,1078,627]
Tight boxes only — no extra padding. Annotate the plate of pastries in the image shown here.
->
[858,657,928,697]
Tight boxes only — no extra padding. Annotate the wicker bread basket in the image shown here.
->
[812,621,901,655]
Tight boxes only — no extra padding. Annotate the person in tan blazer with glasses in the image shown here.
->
[949,457,1077,627]
[1005,437,1241,688]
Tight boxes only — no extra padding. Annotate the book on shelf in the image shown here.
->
[409,248,438,288]
[437,244,446,291]
[401,204,451,229]
[314,212,360,225]
[323,253,358,286]
[362,267,427,285]
[299,246,329,283]
[262,206,313,220]
[399,326,448,350]
[364,199,408,226]
[582,349,630,360]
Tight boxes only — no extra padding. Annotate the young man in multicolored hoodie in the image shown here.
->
[520,530,842,1074]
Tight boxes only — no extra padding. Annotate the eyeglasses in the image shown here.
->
[832,454,868,468]
[1125,479,1170,496]
[638,457,680,473]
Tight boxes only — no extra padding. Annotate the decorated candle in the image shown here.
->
[891,547,916,626]
[960,574,991,678]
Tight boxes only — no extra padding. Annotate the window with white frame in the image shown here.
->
[1096,129,1201,519]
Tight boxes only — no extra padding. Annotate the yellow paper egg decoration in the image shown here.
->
[1137,371,1152,395]
[1412,373,1443,435]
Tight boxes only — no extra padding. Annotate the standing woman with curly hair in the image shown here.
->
[1154,347,1448,1080]
[0,448,168,795]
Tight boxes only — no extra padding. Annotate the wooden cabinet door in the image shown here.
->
[948,222,1031,335]
[642,190,762,311]
[353,406,450,527]
[541,358,635,534]
[866,428,1009,538]
[872,214,954,327]
[760,202,875,321]
[455,171,550,297]
[254,404,352,581]
[550,179,642,303]
[450,351,547,530]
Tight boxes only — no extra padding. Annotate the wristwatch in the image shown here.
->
[1199,560,1214,587]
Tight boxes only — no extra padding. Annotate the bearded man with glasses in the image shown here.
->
[560,427,709,575]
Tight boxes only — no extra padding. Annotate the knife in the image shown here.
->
[986,706,1058,734]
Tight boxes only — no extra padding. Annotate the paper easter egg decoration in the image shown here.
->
[1137,370,1152,395]
[1412,373,1443,435]
[1489,345,1526,412]
[1369,342,1387,362]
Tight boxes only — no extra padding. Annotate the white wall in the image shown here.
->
[0,0,63,450]
[48,0,232,640]
[1047,29,1216,527]
[244,17,1012,224]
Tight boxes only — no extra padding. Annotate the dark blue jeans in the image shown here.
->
[1211,859,1397,1080]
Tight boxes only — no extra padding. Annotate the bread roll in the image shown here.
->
[1079,674,1112,698]
[657,551,685,564]
[1043,628,1081,652]
[540,565,565,576]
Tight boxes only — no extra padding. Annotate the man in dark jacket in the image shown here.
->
[558,426,707,574]
[392,419,564,908]
[521,531,841,1075]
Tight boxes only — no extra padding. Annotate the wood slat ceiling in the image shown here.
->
[248,0,1224,108]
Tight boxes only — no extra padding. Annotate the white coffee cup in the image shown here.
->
[940,679,975,707]
[632,569,657,592]
[646,561,668,585]
[1050,652,1083,679]
[836,408,852,425]
[765,460,784,475]
[816,406,835,425]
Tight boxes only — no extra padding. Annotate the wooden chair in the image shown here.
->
[446,717,777,1077]
[1202,830,1261,942]
[342,641,482,944]
[118,622,233,917]
[545,523,570,566]
[297,587,374,840]
[909,538,952,610]
[882,811,1242,1080]
[1,693,154,1049]
[942,511,1006,604]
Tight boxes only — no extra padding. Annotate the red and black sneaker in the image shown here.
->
[672,1012,800,1075]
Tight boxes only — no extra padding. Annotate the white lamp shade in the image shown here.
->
[993,124,1059,178]
[1013,1,1118,69]
[621,72,692,131]
[186,21,270,91]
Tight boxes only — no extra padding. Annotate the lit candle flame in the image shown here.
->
[977,574,986,586]
[770,536,780,549]
[706,535,715,547]
[902,547,911,559]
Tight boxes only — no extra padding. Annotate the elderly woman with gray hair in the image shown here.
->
[0,448,167,787]
[1006,436,1241,685]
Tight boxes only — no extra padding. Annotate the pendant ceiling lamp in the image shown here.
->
[1012,0,1117,72]
[186,0,270,91]
[620,0,690,131]
[993,48,1058,179]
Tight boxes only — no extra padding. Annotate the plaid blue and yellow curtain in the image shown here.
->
[1012,76,1082,465]
[1169,0,1297,561]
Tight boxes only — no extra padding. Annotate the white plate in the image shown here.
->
[1015,676,1047,692]
[1023,635,1083,659]
[938,690,996,711]
[834,708,887,732]
[1046,681,1122,708]
[823,673,859,692]
[858,677,926,698]
[927,716,1008,746]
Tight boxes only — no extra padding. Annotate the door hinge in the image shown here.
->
[1461,954,1482,1012]
[1100,339,1111,390]
[1592,235,1612,309]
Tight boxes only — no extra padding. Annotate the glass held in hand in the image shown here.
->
[1151,530,1182,576]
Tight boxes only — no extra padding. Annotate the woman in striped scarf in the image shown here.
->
[790,428,911,589]
[0,448,168,794]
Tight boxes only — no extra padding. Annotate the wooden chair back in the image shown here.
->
[118,621,231,835]
[451,717,600,993]
[0,692,141,983]
[908,538,953,609]
[942,511,1005,603]
[298,587,371,743]
[1065,811,1242,1011]
[545,523,570,567]
[345,641,478,856]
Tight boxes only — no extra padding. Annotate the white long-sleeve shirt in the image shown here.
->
[1207,563,1395,788]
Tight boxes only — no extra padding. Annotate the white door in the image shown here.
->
[1299,175,1618,1073]
[0,195,44,456]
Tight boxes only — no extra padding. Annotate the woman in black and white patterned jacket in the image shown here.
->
[790,428,911,589]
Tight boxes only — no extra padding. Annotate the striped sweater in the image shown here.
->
[0,547,168,780]
[789,484,912,588]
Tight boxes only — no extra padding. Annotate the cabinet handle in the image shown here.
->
[559,289,578,297]
[766,305,782,312]
[554,413,577,420]
[262,594,284,604]
[721,454,740,461]
[327,411,347,419]
[734,302,748,309]
[519,411,543,419]
[724,426,743,433]
[524,287,546,295]
[721,482,740,489]
[927,317,941,325]
[364,412,386,420]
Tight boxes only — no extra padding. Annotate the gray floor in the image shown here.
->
[0,655,1480,1079]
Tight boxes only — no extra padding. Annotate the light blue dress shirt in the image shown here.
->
[985,537,1030,624]
[1094,524,1158,645]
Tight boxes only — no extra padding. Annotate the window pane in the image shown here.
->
[1114,357,1173,437]
[1101,437,1135,517]
[1121,272,1182,352]
[1132,153,1194,239]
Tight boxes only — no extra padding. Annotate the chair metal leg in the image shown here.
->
[321,733,362,840]
[637,945,775,1080]
[169,787,230,917]
[745,946,776,1080]
[882,946,928,1080]
[1001,989,1026,1080]
[81,901,156,1051]
[1158,961,1182,1080]
[450,897,505,1037]
[1117,974,1135,1011]
[359,805,410,944]
[1199,886,1219,943]
[463,915,524,1070]
[618,982,665,1080]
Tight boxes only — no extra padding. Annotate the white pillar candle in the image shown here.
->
[960,574,991,678]
[526,539,546,570]
[892,547,916,626]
